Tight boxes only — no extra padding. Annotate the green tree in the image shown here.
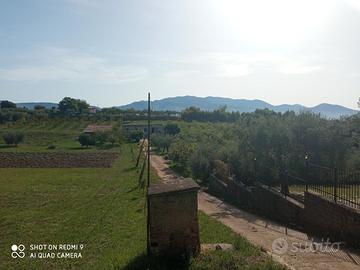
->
[129,131,144,142]
[3,131,25,146]
[34,105,46,110]
[78,133,96,147]
[94,132,109,146]
[58,97,90,115]
[189,143,215,182]
[111,123,124,146]
[152,134,173,152]
[164,123,180,135]
[0,100,16,109]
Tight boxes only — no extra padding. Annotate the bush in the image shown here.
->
[78,133,96,147]
[3,131,25,146]
[129,130,144,142]
[47,144,56,150]
[108,134,117,145]
[94,132,109,146]
[165,123,180,135]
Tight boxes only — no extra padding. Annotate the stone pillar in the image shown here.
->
[148,178,200,259]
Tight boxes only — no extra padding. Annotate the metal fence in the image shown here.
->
[283,161,360,210]
[255,156,360,209]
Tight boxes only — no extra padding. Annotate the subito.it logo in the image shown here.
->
[11,244,25,258]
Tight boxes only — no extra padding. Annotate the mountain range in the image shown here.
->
[118,96,358,119]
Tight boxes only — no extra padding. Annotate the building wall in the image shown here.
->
[149,191,200,257]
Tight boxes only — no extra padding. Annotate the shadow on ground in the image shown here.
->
[0,145,16,149]
[122,253,191,270]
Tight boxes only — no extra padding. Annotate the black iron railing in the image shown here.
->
[305,162,360,209]
[252,156,360,210]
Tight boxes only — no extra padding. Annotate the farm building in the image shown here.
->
[89,106,101,114]
[123,123,163,136]
[83,124,113,134]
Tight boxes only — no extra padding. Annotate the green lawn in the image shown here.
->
[0,120,121,152]
[0,144,148,269]
[0,143,285,270]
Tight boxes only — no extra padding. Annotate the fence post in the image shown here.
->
[305,154,309,192]
[334,167,338,203]
[281,169,289,196]
[253,157,257,182]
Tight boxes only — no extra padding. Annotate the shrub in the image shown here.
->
[78,133,96,147]
[108,134,117,146]
[3,131,25,146]
[165,123,180,135]
[94,132,109,146]
[129,130,144,142]
[47,144,56,149]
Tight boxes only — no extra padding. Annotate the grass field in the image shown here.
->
[0,143,285,270]
[0,120,120,152]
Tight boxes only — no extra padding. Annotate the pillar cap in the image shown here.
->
[148,178,199,197]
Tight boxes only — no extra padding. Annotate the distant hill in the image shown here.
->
[16,102,58,109]
[118,96,358,119]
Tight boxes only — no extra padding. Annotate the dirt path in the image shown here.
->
[150,153,360,270]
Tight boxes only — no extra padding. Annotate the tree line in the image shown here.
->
[152,109,360,186]
[0,98,180,125]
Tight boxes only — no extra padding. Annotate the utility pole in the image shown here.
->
[147,92,151,188]
[147,92,151,255]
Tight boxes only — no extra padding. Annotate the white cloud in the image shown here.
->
[164,70,201,78]
[164,52,322,77]
[0,48,148,84]
[279,62,322,74]
[214,64,253,78]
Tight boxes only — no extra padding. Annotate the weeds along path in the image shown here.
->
[150,153,360,270]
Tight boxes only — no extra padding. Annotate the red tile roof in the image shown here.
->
[83,125,113,133]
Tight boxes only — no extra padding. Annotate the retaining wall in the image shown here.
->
[208,175,360,248]
[304,192,360,248]
[252,184,304,227]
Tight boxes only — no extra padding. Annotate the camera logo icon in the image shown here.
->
[11,244,25,258]
[272,238,288,255]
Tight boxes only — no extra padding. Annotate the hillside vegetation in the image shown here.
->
[0,119,119,152]
[152,110,360,186]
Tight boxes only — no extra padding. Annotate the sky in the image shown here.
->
[0,0,360,109]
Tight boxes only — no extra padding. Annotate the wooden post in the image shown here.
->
[136,139,145,167]
[305,154,309,192]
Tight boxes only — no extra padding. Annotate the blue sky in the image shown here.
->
[1,0,360,108]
